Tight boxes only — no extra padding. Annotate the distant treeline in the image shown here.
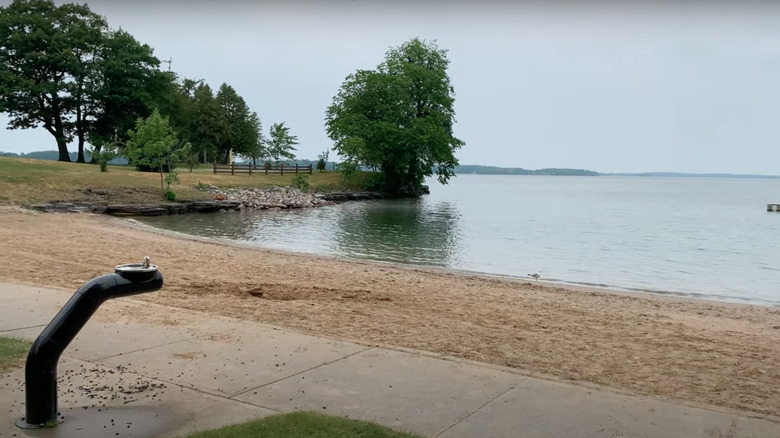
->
[455,165,599,176]
[609,172,780,179]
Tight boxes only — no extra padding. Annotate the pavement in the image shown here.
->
[1,282,779,438]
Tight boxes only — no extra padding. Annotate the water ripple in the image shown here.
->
[138,175,780,306]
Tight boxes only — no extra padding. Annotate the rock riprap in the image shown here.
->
[209,186,335,210]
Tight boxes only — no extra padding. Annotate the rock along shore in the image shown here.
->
[27,185,388,217]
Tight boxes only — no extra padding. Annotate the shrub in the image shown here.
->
[87,144,118,172]
[293,174,310,192]
[165,190,176,201]
[362,173,385,191]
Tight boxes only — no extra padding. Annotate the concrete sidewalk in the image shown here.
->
[1,282,778,437]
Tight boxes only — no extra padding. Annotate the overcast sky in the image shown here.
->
[1,0,779,174]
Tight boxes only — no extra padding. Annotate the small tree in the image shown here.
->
[87,136,119,172]
[267,122,298,163]
[316,150,329,173]
[182,142,201,173]
[125,109,186,197]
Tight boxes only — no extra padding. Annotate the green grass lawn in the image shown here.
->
[0,157,377,204]
[0,336,31,373]
[180,412,422,438]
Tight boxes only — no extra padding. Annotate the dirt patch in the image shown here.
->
[241,283,389,302]
[173,352,206,360]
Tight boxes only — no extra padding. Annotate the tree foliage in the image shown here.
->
[0,0,169,162]
[267,122,298,163]
[124,109,189,195]
[88,29,171,154]
[325,38,464,195]
[186,82,223,164]
[0,1,266,168]
[0,0,103,161]
[215,83,259,164]
[244,112,266,167]
[316,150,329,172]
[87,136,118,172]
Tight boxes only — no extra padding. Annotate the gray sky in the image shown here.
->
[1,0,779,174]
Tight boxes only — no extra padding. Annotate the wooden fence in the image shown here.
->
[213,163,312,175]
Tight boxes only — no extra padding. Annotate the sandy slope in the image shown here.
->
[2,207,779,418]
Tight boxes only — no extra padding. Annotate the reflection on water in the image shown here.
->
[137,175,780,305]
[331,199,463,266]
[138,197,464,268]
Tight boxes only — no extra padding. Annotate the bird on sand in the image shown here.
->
[528,272,541,281]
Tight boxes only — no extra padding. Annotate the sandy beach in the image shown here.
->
[1,207,779,418]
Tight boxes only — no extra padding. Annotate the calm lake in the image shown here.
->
[138,175,780,306]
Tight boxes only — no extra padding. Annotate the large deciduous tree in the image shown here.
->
[88,29,171,156]
[0,0,170,162]
[325,38,464,196]
[0,0,105,161]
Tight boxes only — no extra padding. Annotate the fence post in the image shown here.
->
[265,165,268,175]
[308,164,312,175]
[213,163,217,174]
[231,162,235,175]
[281,164,284,176]
[295,164,299,174]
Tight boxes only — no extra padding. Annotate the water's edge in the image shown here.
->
[125,216,778,308]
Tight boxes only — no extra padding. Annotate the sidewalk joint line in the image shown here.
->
[0,323,46,333]
[727,418,738,438]
[433,385,516,437]
[229,347,374,398]
[90,338,193,362]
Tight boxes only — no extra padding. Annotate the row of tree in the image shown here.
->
[0,0,298,165]
[164,79,297,167]
[2,0,466,196]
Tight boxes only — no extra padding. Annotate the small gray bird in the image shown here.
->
[528,272,541,281]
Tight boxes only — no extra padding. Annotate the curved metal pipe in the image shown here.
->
[17,262,163,428]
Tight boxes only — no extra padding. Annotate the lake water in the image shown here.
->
[138,175,780,306]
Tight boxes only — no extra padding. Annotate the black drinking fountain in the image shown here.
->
[16,257,163,429]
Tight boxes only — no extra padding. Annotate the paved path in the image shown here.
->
[1,282,778,437]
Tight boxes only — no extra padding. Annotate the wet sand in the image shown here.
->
[1,207,779,418]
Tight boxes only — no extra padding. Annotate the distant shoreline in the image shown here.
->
[4,150,780,179]
[457,169,780,179]
[606,172,780,179]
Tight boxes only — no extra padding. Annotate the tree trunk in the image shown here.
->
[51,100,71,162]
[76,103,86,163]
[56,136,71,162]
[77,134,86,163]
